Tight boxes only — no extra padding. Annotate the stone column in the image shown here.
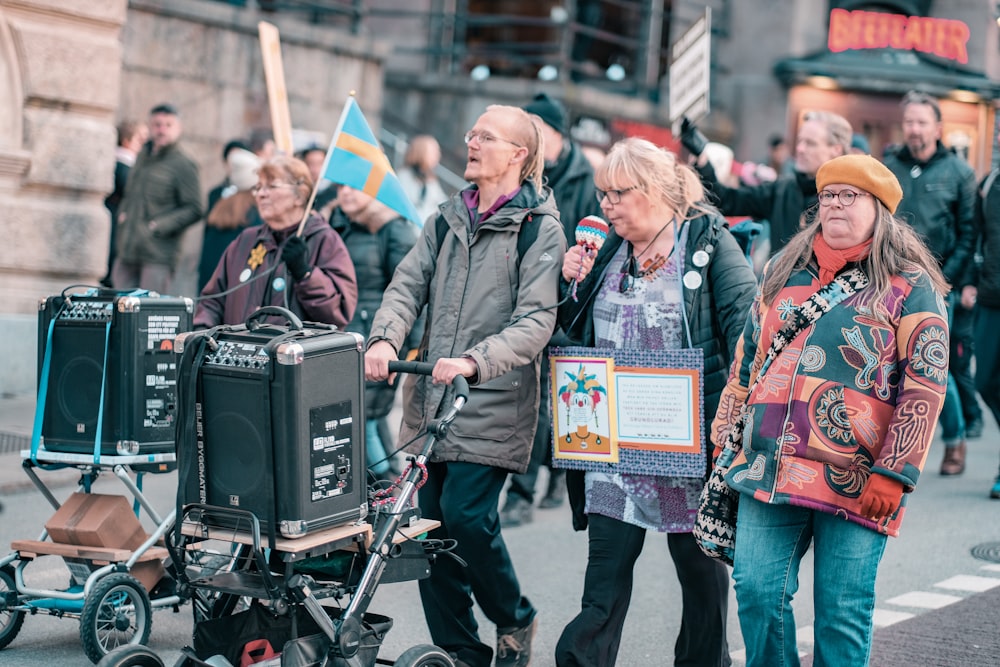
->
[0,1,126,396]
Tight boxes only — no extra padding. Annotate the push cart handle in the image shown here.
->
[245,306,304,331]
[387,360,470,402]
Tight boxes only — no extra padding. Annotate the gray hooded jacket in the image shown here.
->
[369,182,566,473]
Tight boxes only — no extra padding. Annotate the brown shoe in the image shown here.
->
[940,441,967,476]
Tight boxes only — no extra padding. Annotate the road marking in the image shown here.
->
[872,608,914,627]
[885,591,963,608]
[981,563,1000,573]
[933,574,1000,592]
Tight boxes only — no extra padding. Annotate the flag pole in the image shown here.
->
[295,92,356,237]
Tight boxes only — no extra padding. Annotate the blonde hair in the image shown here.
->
[595,137,713,221]
[486,104,545,191]
[762,203,950,323]
[404,135,441,174]
[257,156,314,203]
[802,110,853,156]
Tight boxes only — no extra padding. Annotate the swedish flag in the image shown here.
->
[320,97,422,226]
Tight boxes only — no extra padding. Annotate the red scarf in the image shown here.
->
[813,233,872,285]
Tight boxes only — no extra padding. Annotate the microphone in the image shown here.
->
[571,215,609,300]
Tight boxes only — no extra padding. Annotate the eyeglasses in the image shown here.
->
[818,190,870,207]
[463,130,523,148]
[596,187,637,205]
[251,182,296,195]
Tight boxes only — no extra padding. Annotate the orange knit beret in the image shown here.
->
[815,154,903,214]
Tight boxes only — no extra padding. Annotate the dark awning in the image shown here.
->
[774,48,1000,100]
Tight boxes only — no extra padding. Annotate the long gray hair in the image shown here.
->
[762,203,950,323]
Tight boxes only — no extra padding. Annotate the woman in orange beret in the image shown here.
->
[711,154,950,666]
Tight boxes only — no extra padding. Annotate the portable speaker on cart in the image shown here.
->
[36,290,193,457]
[175,307,367,541]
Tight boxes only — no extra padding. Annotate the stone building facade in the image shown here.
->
[1,0,388,395]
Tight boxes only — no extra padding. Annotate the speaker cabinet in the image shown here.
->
[36,293,193,457]
[176,324,367,539]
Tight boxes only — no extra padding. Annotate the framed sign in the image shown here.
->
[549,346,705,478]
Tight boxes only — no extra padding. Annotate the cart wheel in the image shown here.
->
[394,644,456,667]
[95,644,165,667]
[0,565,25,650]
[80,572,153,664]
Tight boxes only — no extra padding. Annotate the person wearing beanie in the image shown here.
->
[499,93,604,528]
[884,91,980,476]
[711,152,950,666]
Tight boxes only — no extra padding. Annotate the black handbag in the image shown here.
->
[693,266,869,566]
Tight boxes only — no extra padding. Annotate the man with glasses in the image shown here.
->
[365,105,565,667]
[884,90,979,476]
[682,110,852,256]
[112,103,202,294]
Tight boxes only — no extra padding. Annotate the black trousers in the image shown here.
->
[951,304,983,424]
[417,461,536,667]
[556,514,732,667]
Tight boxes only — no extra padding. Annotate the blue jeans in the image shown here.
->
[733,498,888,667]
[365,419,390,475]
[939,293,966,443]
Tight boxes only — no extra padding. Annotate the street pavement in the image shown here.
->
[1,390,999,665]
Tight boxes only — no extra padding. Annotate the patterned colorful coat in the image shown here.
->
[711,262,948,536]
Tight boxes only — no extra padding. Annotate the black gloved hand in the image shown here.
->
[281,235,312,281]
[680,116,708,157]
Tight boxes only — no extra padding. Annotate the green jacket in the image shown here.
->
[116,141,202,267]
[369,182,566,473]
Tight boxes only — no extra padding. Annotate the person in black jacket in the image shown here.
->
[101,119,148,286]
[685,110,852,256]
[968,136,1000,499]
[883,91,979,476]
[554,137,757,667]
[333,184,421,480]
[500,92,605,526]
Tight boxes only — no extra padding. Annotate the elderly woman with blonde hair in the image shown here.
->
[556,137,757,667]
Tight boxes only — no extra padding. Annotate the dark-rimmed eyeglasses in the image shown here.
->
[251,182,296,195]
[463,130,523,148]
[596,187,637,205]
[818,190,870,207]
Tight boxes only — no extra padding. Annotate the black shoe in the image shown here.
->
[499,496,533,528]
[990,476,1000,500]
[495,617,536,667]
[966,417,984,439]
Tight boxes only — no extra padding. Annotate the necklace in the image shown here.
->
[620,219,676,292]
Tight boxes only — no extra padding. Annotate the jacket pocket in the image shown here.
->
[804,381,868,468]
[449,366,527,442]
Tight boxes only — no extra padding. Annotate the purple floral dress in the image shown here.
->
[586,225,702,532]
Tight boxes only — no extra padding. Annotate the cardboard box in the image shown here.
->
[45,492,146,550]
[130,559,166,592]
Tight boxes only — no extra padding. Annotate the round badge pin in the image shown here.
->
[692,250,710,267]
[239,268,251,283]
[273,277,286,292]
[683,270,703,290]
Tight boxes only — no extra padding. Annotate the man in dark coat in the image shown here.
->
[883,91,979,475]
[112,103,202,294]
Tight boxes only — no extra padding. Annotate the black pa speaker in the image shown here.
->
[175,317,367,540]
[36,292,193,457]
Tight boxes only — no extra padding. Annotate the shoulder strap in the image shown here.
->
[753,266,869,387]
[435,213,540,266]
